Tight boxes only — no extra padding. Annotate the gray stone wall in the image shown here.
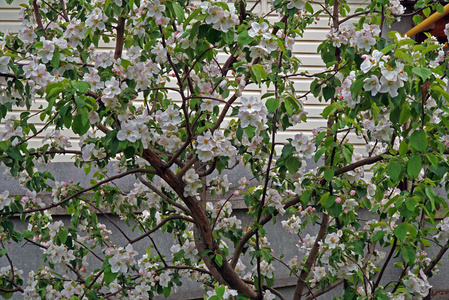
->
[1,162,449,299]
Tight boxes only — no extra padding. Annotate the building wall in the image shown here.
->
[3,0,449,299]
[0,0,369,153]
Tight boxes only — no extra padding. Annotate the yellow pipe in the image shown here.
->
[404,4,449,38]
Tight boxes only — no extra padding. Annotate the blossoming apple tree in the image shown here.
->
[1,0,449,298]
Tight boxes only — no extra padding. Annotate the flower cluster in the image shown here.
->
[201,2,238,33]
[327,23,380,52]
[106,244,138,274]
[183,169,202,197]
[196,130,237,162]
[238,96,268,129]
[403,270,432,299]
[0,0,448,298]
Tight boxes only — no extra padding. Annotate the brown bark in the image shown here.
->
[293,213,330,300]
[140,149,259,299]
[114,16,125,60]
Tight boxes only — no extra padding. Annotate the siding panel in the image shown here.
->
[0,0,367,159]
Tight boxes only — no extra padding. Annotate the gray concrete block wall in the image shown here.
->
[1,163,449,299]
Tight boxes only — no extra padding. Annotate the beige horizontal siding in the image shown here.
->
[0,0,371,162]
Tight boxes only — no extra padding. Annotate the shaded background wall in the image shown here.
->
[1,162,449,299]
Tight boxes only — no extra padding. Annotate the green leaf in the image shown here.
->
[251,64,266,85]
[401,245,416,264]
[323,85,335,101]
[437,3,445,14]
[74,96,86,108]
[342,147,352,164]
[310,79,321,97]
[223,28,234,44]
[325,195,337,209]
[421,238,431,247]
[51,51,60,69]
[215,285,226,298]
[73,81,90,94]
[350,78,364,100]
[265,98,280,113]
[394,222,408,241]
[104,266,119,284]
[387,162,402,182]
[314,147,326,163]
[285,157,301,174]
[407,155,422,179]
[380,44,394,54]
[405,197,417,212]
[399,103,411,124]
[319,192,330,207]
[305,1,313,12]
[7,147,24,161]
[425,186,437,212]
[324,169,334,182]
[407,224,417,239]
[124,146,136,158]
[431,85,449,102]
[72,114,90,135]
[276,37,286,54]
[321,103,335,118]
[120,59,132,68]
[214,2,229,10]
[46,82,65,100]
[372,230,386,242]
[183,8,201,29]
[0,249,7,257]
[110,138,119,156]
[67,204,76,215]
[237,30,254,46]
[172,2,184,22]
[412,67,433,81]
[214,253,223,267]
[59,229,69,244]
[426,153,438,168]
[399,140,408,156]
[409,130,427,152]
[395,49,412,64]
[243,125,256,139]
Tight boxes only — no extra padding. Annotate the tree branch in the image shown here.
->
[114,16,125,60]
[129,215,195,244]
[0,168,156,216]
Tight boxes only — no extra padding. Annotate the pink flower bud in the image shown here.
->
[335,197,341,204]
[344,208,348,214]
[350,190,356,196]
